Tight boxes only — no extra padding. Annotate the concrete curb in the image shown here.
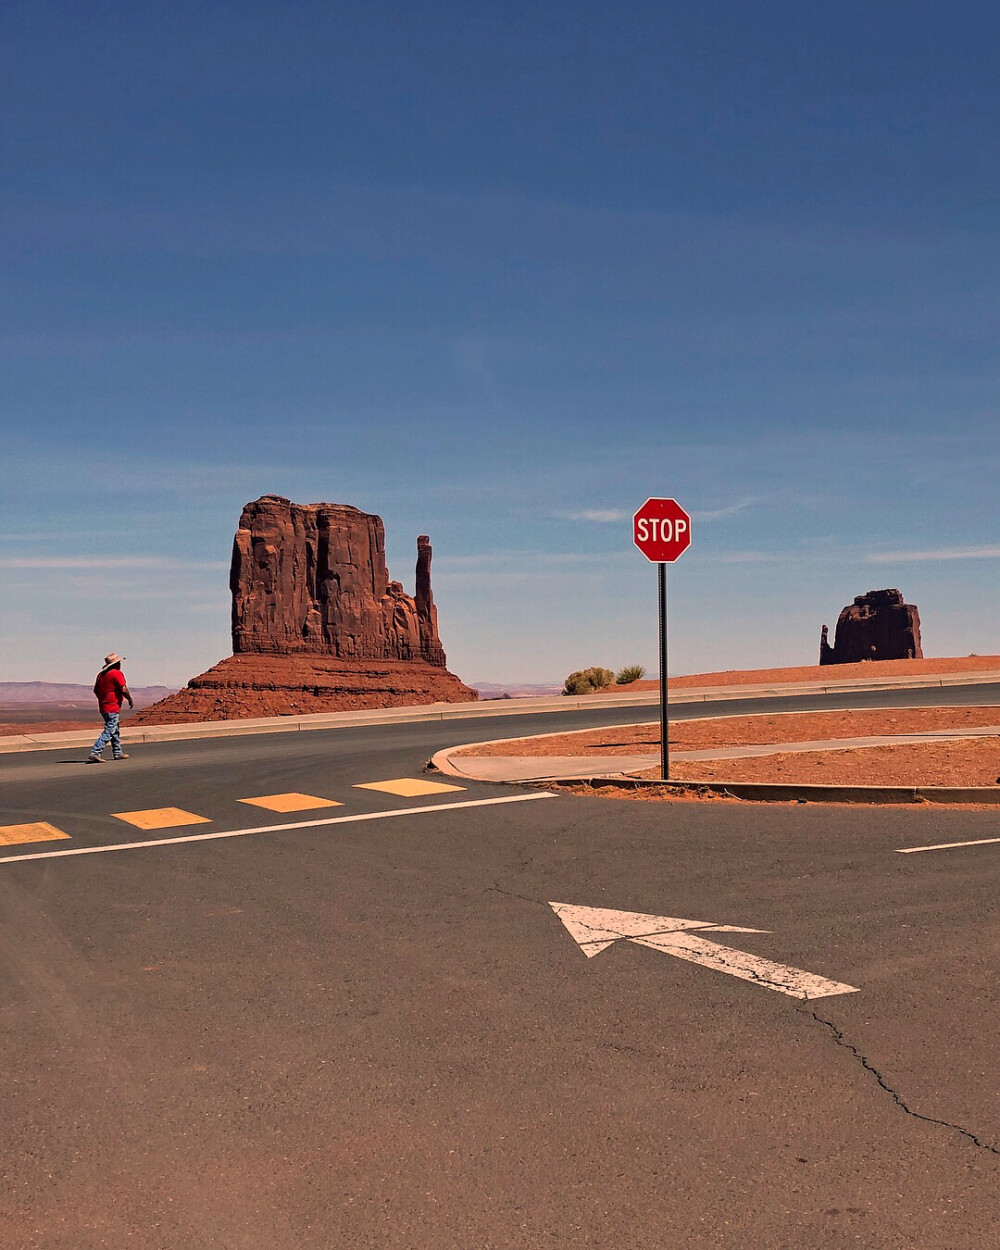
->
[660,670,1000,699]
[430,747,1000,804]
[3,667,997,754]
[546,778,1000,805]
[429,733,1000,805]
[429,746,660,783]
[0,696,660,754]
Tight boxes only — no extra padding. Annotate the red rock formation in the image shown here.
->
[134,496,477,723]
[131,654,476,723]
[819,589,923,665]
[415,534,446,668]
[230,496,448,663]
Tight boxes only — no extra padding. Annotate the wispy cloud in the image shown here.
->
[556,509,629,523]
[440,551,598,572]
[693,550,786,564]
[690,497,766,522]
[866,545,1000,563]
[556,498,767,525]
[0,532,134,543]
[0,557,228,570]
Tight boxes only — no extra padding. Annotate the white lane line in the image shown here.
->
[0,792,557,865]
[550,904,858,999]
[633,930,859,999]
[897,836,1000,855]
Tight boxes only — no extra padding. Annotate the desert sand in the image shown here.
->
[605,654,1000,692]
[457,668,1000,788]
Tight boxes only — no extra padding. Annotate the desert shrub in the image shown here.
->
[615,664,647,685]
[563,666,615,695]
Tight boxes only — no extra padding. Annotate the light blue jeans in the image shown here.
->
[91,711,124,759]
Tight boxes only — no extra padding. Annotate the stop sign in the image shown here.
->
[633,498,692,562]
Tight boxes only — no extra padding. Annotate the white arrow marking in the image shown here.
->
[549,903,859,1000]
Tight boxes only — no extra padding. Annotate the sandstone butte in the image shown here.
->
[820,588,922,665]
[133,496,478,723]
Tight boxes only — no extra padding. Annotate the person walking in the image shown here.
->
[87,652,134,763]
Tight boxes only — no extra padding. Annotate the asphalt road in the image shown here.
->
[2,685,1000,1248]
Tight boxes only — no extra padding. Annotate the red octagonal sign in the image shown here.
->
[633,497,692,563]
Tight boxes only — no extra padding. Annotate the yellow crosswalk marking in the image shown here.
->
[113,807,211,830]
[238,792,343,813]
[354,778,466,798]
[0,821,71,847]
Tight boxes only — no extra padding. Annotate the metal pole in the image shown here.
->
[658,561,669,779]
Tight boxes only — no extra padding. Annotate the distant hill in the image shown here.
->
[0,682,178,708]
[472,682,563,699]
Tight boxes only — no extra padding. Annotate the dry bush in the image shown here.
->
[563,667,616,695]
[616,664,647,684]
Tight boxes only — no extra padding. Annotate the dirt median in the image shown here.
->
[455,706,1000,789]
[602,654,1000,691]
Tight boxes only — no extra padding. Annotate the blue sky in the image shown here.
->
[2,0,997,686]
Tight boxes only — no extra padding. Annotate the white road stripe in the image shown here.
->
[897,836,1000,854]
[0,792,557,865]
[633,930,859,999]
[549,903,859,999]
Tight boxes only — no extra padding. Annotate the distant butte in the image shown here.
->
[134,496,477,722]
[819,588,923,665]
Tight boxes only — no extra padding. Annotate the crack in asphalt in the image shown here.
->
[485,881,542,906]
[802,1006,1000,1157]
[490,884,1000,1155]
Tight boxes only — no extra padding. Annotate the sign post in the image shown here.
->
[632,498,692,779]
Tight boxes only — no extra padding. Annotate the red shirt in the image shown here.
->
[94,667,128,713]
